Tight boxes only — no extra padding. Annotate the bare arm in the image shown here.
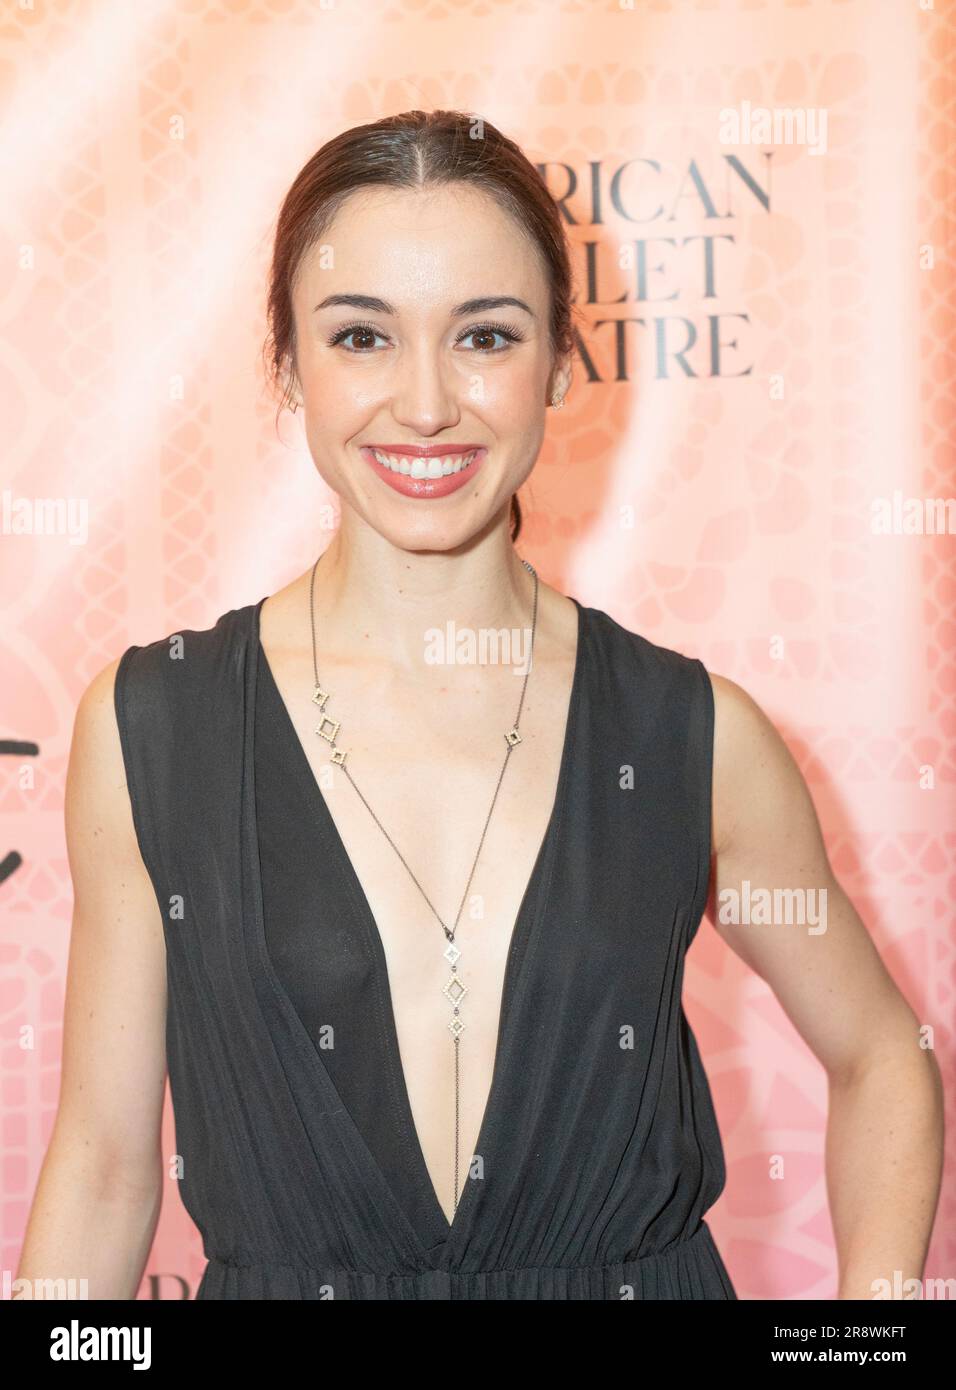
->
[14,656,168,1300]
[706,672,944,1301]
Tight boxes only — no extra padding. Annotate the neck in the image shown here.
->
[304,518,536,676]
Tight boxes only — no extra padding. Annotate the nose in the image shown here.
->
[388,341,461,435]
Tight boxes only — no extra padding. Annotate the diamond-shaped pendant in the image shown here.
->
[330,747,347,766]
[316,715,340,744]
[312,685,330,710]
[443,976,467,1005]
[505,728,522,747]
[448,1016,465,1038]
[443,941,461,965]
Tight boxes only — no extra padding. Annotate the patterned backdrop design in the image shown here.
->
[1,0,954,1300]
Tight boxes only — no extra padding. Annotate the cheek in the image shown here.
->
[300,367,375,423]
[303,417,350,468]
[471,360,546,423]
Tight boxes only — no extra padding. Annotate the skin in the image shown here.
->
[15,182,942,1300]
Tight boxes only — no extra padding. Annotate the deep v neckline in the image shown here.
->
[252,592,585,1248]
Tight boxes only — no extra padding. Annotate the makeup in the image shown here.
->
[360,445,486,499]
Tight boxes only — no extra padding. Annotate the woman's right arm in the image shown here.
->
[14,656,169,1300]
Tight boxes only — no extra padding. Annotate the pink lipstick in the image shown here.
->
[360,444,485,499]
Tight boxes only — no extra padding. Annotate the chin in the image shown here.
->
[357,501,507,557]
[371,523,489,557]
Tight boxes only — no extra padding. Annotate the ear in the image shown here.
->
[548,355,573,407]
[280,361,303,409]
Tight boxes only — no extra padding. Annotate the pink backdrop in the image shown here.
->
[2,0,954,1300]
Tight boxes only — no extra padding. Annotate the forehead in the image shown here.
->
[295,183,547,310]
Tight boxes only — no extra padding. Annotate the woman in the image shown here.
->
[17,110,942,1301]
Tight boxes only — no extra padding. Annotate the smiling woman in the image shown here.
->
[263,113,579,547]
[284,182,563,537]
[18,108,941,1305]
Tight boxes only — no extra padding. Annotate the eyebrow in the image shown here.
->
[313,293,535,318]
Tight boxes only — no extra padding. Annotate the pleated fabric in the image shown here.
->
[113,593,736,1300]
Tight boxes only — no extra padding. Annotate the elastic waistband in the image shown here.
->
[200,1221,736,1300]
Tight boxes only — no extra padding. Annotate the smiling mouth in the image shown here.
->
[360,444,486,499]
[368,447,480,479]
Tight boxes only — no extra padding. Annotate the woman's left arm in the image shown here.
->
[705,671,945,1301]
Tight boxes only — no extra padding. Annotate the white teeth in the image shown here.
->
[371,448,478,477]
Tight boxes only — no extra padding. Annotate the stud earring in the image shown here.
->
[551,393,566,410]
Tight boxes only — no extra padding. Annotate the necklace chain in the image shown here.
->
[307,554,540,1216]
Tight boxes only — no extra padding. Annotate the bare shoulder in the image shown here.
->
[70,656,126,780]
[67,655,143,875]
[709,669,779,742]
[704,669,812,860]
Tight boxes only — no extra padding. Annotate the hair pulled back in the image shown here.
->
[263,109,575,544]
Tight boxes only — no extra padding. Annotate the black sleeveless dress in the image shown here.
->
[114,593,736,1300]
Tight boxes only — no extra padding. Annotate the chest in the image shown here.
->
[258,636,580,1225]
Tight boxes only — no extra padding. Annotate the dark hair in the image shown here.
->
[263,109,577,545]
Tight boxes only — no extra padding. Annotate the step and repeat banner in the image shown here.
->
[2,0,953,1300]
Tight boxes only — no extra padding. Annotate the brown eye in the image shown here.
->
[327,322,388,353]
[455,323,523,353]
[346,328,376,351]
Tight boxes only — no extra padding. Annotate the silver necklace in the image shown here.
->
[308,554,539,1217]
